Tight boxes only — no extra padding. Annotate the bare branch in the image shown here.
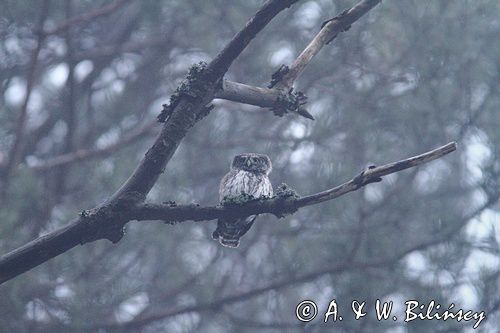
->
[0,0,456,290]
[0,140,456,285]
[277,0,382,89]
[215,80,280,108]
[29,122,156,171]
[110,0,299,203]
[213,0,382,119]
[0,0,300,284]
[131,142,457,223]
[297,141,457,206]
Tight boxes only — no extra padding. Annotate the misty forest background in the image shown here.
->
[0,0,499,332]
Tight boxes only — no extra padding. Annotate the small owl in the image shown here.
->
[212,153,273,248]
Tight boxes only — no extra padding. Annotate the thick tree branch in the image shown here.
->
[0,0,453,289]
[0,217,85,284]
[110,0,299,203]
[0,0,299,284]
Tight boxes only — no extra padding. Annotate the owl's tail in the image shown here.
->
[212,221,240,248]
[212,216,257,248]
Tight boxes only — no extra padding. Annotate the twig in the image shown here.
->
[43,0,130,35]
[73,36,168,61]
[29,122,156,171]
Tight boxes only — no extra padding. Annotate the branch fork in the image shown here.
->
[0,0,456,287]
[214,0,382,120]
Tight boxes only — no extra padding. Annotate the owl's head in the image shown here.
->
[231,153,272,175]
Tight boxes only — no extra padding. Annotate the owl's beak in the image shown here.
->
[246,159,252,167]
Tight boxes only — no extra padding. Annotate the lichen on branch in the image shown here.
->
[157,61,217,123]
[271,88,313,120]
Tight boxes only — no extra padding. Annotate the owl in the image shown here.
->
[212,153,273,248]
